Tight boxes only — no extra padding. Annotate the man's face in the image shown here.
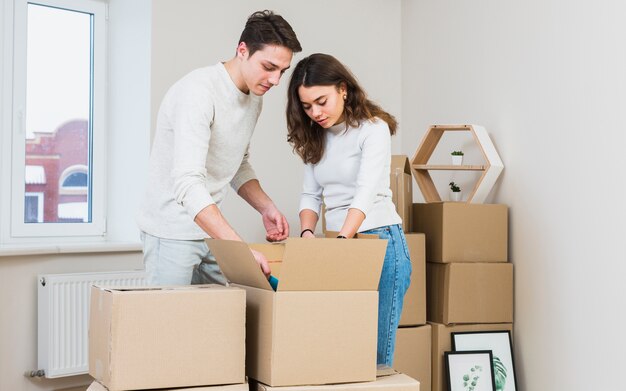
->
[239,43,293,96]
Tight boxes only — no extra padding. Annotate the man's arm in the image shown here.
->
[194,205,271,277]
[237,179,289,241]
[194,204,242,241]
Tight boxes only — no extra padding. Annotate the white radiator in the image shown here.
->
[37,270,147,378]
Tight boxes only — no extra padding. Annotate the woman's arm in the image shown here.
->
[299,209,319,238]
[338,208,365,238]
[299,163,323,238]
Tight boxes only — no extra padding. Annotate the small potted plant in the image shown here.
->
[451,150,464,165]
[449,181,462,201]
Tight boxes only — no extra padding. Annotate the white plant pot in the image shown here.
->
[452,155,463,165]
[450,191,462,202]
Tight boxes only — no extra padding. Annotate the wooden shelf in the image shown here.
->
[412,164,486,171]
[410,124,503,203]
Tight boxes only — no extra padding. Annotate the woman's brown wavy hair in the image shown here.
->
[286,53,397,164]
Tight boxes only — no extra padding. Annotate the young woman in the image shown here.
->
[286,53,412,366]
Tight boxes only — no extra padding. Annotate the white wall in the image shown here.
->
[106,0,152,242]
[402,0,626,389]
[151,0,402,240]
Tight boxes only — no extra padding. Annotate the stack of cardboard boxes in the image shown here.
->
[413,202,513,391]
[389,156,431,391]
[388,156,513,391]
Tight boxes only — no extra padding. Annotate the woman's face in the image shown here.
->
[298,84,346,128]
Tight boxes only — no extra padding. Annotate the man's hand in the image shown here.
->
[251,249,271,278]
[236,180,289,242]
[262,205,289,242]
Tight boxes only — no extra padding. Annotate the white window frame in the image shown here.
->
[8,0,106,240]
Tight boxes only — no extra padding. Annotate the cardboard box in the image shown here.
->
[89,285,245,391]
[86,381,249,391]
[393,325,431,391]
[207,238,387,387]
[399,233,426,326]
[325,231,425,326]
[390,156,413,232]
[430,322,513,391]
[251,371,419,391]
[412,203,508,263]
[427,262,513,324]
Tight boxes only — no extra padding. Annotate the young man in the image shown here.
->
[137,10,302,285]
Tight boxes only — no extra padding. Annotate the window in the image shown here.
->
[59,165,89,194]
[8,0,106,239]
[1,0,151,248]
[62,172,88,188]
[24,192,44,223]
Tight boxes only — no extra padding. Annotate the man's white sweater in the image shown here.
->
[137,63,262,240]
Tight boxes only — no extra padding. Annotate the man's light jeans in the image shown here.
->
[141,231,228,286]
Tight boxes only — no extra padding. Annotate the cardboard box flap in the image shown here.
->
[206,239,272,291]
[278,238,387,291]
[391,155,411,175]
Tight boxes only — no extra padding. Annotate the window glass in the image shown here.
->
[23,3,92,224]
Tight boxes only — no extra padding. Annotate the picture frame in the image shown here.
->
[451,330,518,391]
[445,350,496,391]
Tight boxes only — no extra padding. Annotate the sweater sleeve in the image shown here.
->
[349,121,391,215]
[230,146,258,191]
[171,85,216,220]
[299,163,323,216]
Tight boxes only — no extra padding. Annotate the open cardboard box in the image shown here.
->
[207,238,388,387]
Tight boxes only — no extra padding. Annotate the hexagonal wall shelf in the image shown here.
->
[411,124,503,203]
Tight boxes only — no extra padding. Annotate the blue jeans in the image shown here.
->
[141,231,228,286]
[361,224,412,366]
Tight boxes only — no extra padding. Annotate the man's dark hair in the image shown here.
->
[239,10,302,56]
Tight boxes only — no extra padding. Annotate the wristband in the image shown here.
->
[337,235,347,239]
[300,228,314,237]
